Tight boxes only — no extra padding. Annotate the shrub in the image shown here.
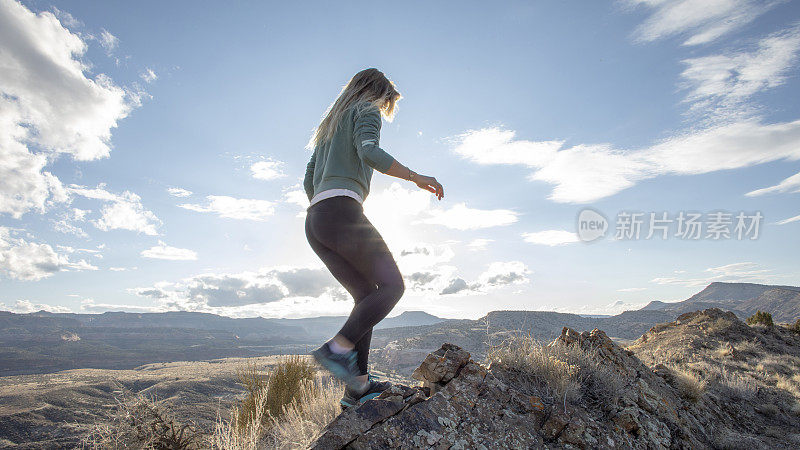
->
[486,334,623,408]
[81,394,205,449]
[235,355,315,431]
[746,310,773,327]
[670,367,706,402]
[213,372,343,449]
[789,318,800,334]
[269,378,344,449]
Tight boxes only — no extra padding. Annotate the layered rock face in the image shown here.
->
[313,312,800,449]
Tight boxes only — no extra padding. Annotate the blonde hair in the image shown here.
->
[308,68,401,149]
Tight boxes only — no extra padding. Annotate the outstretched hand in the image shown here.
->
[414,175,444,200]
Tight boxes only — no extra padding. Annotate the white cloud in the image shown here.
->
[440,278,479,295]
[453,120,800,203]
[777,214,800,225]
[361,183,516,242]
[451,127,562,168]
[68,184,161,235]
[0,1,137,218]
[398,243,455,273]
[95,200,160,235]
[451,128,648,203]
[209,293,354,319]
[282,186,308,217]
[418,202,518,230]
[140,68,157,83]
[365,182,433,218]
[178,195,275,221]
[680,27,800,117]
[50,6,80,28]
[617,287,648,292]
[478,261,531,287]
[140,241,198,260]
[440,261,531,296]
[6,299,71,313]
[167,187,193,197]
[397,243,458,293]
[67,184,121,201]
[99,28,118,52]
[626,0,779,46]
[251,160,286,180]
[51,207,91,237]
[80,298,159,313]
[651,261,775,287]
[746,170,800,196]
[600,300,648,315]
[131,265,340,309]
[0,227,98,281]
[522,230,579,246]
[467,238,493,251]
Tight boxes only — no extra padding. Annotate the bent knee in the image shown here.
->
[383,277,405,301]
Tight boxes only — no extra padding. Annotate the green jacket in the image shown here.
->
[303,101,396,202]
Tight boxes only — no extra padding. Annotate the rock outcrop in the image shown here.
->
[313,310,800,449]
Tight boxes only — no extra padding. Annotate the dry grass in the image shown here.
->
[734,339,762,357]
[776,374,800,398]
[755,354,794,376]
[712,367,759,401]
[235,355,315,430]
[212,356,343,449]
[714,428,769,450]
[81,394,206,449]
[269,378,344,449]
[668,366,707,402]
[486,334,623,407]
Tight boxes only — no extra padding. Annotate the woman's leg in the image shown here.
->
[306,209,377,375]
[353,328,372,375]
[335,250,403,348]
[306,197,405,351]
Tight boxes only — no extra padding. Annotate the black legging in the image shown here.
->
[305,195,405,375]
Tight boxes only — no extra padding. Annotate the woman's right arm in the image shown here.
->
[383,160,444,200]
[353,106,444,200]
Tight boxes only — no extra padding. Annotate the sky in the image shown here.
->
[1,0,799,319]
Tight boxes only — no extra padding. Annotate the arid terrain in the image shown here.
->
[1,282,799,448]
[370,282,800,379]
[0,356,282,449]
[315,308,800,449]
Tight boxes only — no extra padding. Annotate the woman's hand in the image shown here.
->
[414,174,444,200]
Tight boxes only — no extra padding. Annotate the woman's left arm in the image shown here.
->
[303,151,316,201]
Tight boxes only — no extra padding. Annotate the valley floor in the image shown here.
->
[0,356,281,449]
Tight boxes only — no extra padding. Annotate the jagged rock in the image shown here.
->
[613,407,640,434]
[312,309,800,449]
[310,398,406,449]
[411,343,470,384]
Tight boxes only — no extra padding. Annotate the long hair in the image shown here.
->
[308,68,401,149]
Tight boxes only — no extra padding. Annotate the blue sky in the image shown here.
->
[1,0,799,319]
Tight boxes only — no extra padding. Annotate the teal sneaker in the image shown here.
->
[311,342,361,389]
[340,373,393,409]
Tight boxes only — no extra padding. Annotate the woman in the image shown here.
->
[305,68,444,408]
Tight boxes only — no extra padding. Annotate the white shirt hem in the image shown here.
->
[309,189,364,208]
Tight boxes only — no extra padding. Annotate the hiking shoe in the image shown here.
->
[340,374,393,409]
[311,342,360,388]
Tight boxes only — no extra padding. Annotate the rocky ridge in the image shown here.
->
[313,309,800,449]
